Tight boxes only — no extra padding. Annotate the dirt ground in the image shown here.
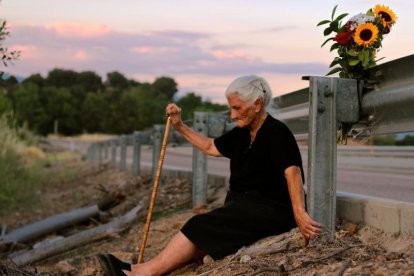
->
[0,144,413,275]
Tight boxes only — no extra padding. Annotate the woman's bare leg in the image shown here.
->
[125,231,204,276]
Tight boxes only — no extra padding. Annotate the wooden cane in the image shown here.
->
[138,117,171,264]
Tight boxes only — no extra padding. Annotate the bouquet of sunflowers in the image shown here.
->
[318,4,397,79]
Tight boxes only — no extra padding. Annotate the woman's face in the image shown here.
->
[227,93,260,128]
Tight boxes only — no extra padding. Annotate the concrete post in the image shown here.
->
[120,135,127,171]
[103,141,109,160]
[152,125,163,179]
[111,139,117,167]
[192,112,208,207]
[92,143,99,164]
[87,145,92,162]
[132,131,142,176]
[97,142,102,165]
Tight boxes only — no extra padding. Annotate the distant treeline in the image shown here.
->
[0,69,227,135]
[372,134,414,146]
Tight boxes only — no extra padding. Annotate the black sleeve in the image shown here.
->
[213,127,240,159]
[272,122,303,173]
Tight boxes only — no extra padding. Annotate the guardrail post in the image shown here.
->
[152,125,164,179]
[111,139,117,167]
[97,142,103,165]
[92,143,99,164]
[306,76,359,240]
[120,135,127,171]
[307,77,338,239]
[103,141,109,160]
[132,131,142,176]
[87,145,92,162]
[192,112,208,207]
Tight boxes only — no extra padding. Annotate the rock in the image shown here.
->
[203,255,214,264]
[375,255,387,262]
[372,267,389,276]
[346,223,358,235]
[240,255,251,263]
[56,260,76,274]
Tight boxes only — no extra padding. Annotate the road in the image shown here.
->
[48,138,414,203]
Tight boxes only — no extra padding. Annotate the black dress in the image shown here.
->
[181,115,304,259]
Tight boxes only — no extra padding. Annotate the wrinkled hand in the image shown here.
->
[165,103,182,127]
[294,210,323,242]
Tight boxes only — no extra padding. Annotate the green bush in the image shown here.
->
[0,149,42,211]
[0,113,42,212]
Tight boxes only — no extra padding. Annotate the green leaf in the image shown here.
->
[330,43,339,52]
[317,20,331,26]
[331,5,338,21]
[338,25,347,33]
[364,49,370,60]
[347,49,358,57]
[358,51,365,62]
[330,21,339,32]
[335,13,349,22]
[362,51,370,68]
[324,27,333,36]
[329,58,341,68]
[321,37,334,47]
[349,59,360,66]
[326,67,342,76]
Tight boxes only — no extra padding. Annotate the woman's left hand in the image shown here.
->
[294,209,323,241]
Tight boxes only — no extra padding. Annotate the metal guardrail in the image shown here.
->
[87,54,414,238]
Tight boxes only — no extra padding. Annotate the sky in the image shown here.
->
[1,0,413,103]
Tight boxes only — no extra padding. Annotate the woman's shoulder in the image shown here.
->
[265,115,291,132]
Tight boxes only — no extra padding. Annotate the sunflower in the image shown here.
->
[354,23,379,47]
[374,4,397,27]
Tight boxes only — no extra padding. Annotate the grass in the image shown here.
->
[0,113,44,213]
[152,201,192,220]
[0,149,43,212]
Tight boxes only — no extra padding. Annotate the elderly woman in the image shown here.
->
[99,75,322,276]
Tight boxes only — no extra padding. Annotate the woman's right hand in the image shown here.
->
[166,103,183,127]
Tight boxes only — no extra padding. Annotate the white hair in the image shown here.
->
[225,75,273,109]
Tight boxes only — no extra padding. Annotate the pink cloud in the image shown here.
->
[73,49,90,61]
[51,22,112,38]
[131,46,179,54]
[10,44,39,60]
[212,50,256,61]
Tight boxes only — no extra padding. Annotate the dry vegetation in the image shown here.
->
[0,143,413,275]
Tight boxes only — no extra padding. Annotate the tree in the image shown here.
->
[46,68,78,88]
[176,92,228,120]
[371,134,397,145]
[105,71,129,90]
[0,20,20,78]
[81,92,106,133]
[176,92,203,120]
[22,73,45,87]
[76,71,103,93]
[40,86,79,135]
[10,83,47,134]
[152,76,177,100]
[0,94,11,115]
[396,135,414,145]
[101,86,169,134]
[0,74,18,93]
